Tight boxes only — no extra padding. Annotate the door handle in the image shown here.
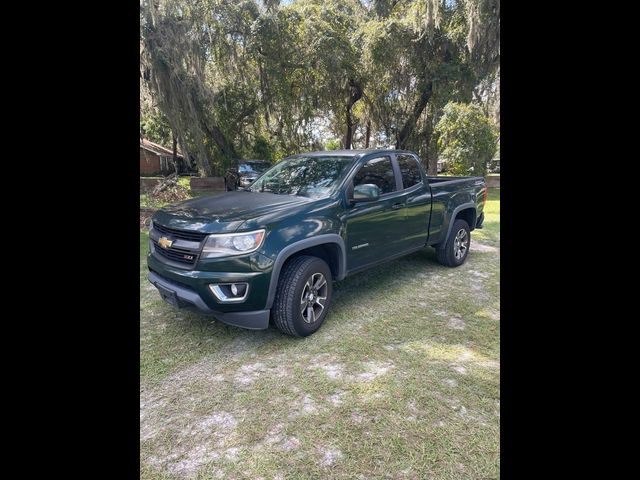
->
[391,203,404,210]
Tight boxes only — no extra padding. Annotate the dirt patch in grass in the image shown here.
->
[235,362,267,386]
[447,317,466,330]
[443,378,459,388]
[300,394,319,415]
[145,409,242,478]
[312,357,345,379]
[354,361,394,381]
[471,242,498,253]
[260,423,301,452]
[319,446,343,467]
[328,390,346,406]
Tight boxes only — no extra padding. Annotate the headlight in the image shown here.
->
[201,229,266,258]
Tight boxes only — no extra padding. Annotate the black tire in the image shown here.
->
[435,219,471,267]
[272,255,333,337]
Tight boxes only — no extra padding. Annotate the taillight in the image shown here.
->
[482,186,488,205]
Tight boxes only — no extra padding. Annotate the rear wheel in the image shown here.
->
[435,219,471,267]
[272,255,333,337]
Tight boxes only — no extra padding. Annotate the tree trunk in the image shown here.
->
[342,79,363,149]
[423,121,438,176]
[343,107,354,149]
[176,132,212,177]
[258,61,271,130]
[172,135,179,174]
[427,152,438,176]
[396,81,433,150]
[195,153,213,177]
[364,120,371,149]
[206,124,238,161]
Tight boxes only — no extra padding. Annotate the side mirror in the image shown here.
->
[351,183,380,203]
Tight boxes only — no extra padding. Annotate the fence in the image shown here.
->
[486,174,500,188]
[190,177,225,191]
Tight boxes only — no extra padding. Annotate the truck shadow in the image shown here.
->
[153,245,493,353]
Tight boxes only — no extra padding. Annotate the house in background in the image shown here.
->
[140,137,186,175]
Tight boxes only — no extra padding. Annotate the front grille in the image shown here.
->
[152,240,199,266]
[153,223,208,243]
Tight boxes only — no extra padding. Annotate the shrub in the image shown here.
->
[140,174,190,209]
[435,102,498,176]
[325,139,341,150]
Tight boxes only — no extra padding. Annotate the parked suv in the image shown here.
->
[224,160,272,190]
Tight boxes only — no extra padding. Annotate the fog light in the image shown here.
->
[209,283,249,303]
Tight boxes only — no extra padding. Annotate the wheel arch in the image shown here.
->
[442,203,476,246]
[265,234,346,310]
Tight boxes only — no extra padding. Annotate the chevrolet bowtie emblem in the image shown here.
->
[158,236,174,249]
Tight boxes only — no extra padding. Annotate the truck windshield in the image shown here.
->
[249,156,353,199]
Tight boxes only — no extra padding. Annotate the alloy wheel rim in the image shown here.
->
[300,272,328,323]
[453,228,469,260]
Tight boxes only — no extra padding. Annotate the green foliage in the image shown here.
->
[434,102,498,176]
[140,110,172,146]
[177,176,191,189]
[251,135,276,162]
[140,0,499,171]
[325,139,341,150]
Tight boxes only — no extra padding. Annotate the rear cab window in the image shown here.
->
[396,154,423,189]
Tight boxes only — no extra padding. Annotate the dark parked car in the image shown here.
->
[224,160,272,190]
[148,150,487,337]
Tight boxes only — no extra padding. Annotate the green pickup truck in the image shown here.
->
[148,150,487,337]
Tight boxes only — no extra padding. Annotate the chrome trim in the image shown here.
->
[149,228,202,250]
[453,228,469,260]
[300,272,328,323]
[209,283,250,303]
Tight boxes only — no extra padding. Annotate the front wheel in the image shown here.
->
[435,219,471,267]
[272,255,333,337]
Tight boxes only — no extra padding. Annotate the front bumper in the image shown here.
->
[147,270,270,329]
[239,177,257,187]
[147,251,273,330]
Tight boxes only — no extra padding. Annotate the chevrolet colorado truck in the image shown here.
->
[148,150,487,337]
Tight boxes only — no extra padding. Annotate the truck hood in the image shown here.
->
[153,191,313,234]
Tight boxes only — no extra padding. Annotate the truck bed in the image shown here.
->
[424,175,487,247]
[426,175,485,185]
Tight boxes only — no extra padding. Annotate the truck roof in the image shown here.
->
[294,149,416,157]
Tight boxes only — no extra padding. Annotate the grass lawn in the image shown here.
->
[140,188,500,479]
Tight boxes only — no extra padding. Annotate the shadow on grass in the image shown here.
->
[145,247,452,342]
